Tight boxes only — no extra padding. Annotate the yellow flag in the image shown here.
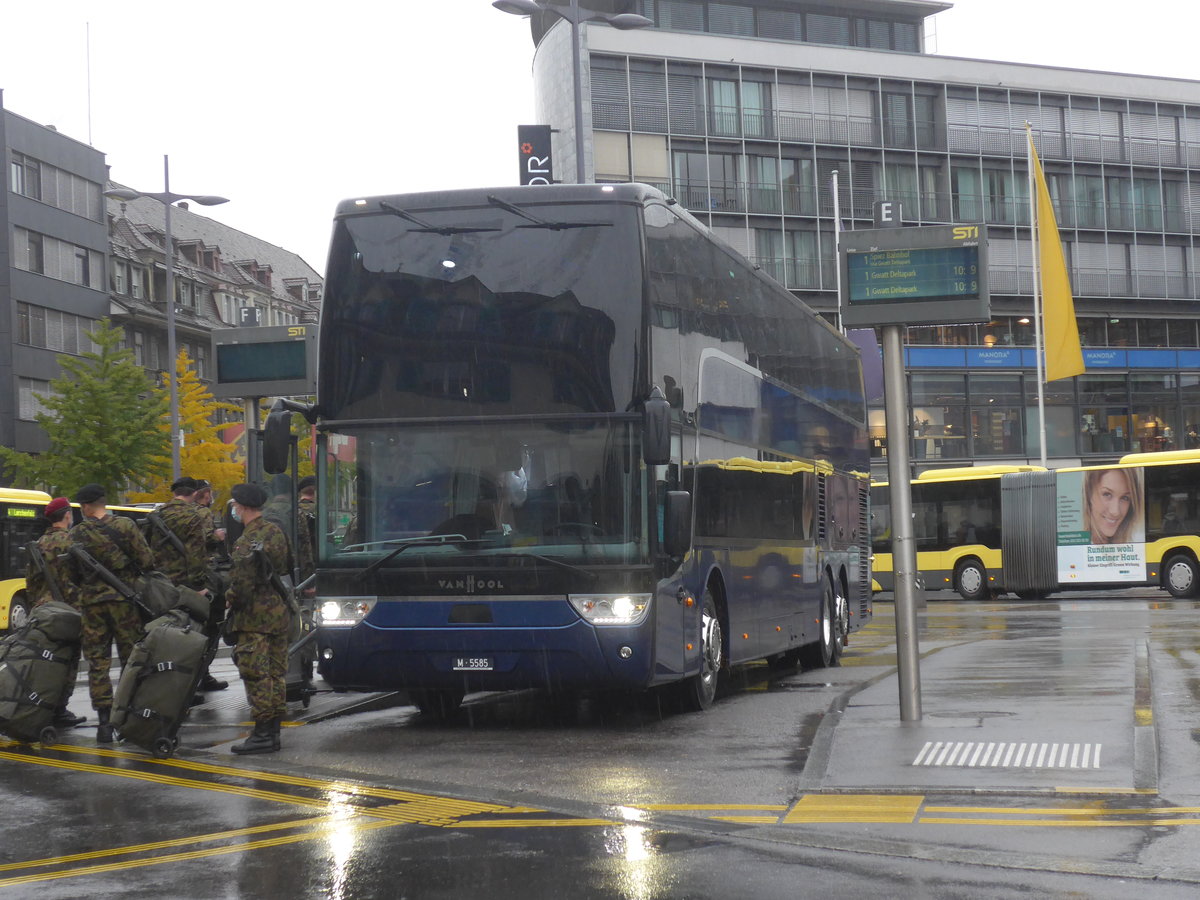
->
[1029,134,1085,381]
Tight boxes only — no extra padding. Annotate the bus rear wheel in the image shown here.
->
[954,559,989,602]
[801,578,843,669]
[1163,553,1200,599]
[680,588,723,711]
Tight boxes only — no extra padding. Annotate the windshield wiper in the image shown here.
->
[460,551,599,582]
[355,534,468,580]
[486,195,612,231]
[378,200,499,236]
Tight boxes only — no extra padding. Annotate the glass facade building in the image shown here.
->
[524,0,1200,474]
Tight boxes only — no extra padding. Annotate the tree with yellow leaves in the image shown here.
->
[127,349,244,503]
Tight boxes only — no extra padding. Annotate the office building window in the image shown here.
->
[10,152,40,200]
[13,227,103,288]
[17,303,97,355]
[18,378,53,422]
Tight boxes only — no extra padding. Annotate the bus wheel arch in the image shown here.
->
[954,557,989,602]
[1162,551,1200,599]
[680,575,727,711]
[6,591,30,632]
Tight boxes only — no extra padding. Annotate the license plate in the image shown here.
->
[453,657,493,671]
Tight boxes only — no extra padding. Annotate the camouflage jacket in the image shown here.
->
[226,515,290,635]
[196,504,224,555]
[26,529,80,609]
[149,498,208,589]
[70,513,155,606]
[298,496,317,580]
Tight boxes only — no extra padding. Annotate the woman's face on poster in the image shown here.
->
[1090,470,1134,541]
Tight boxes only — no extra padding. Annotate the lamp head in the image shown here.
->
[104,188,142,201]
[189,195,230,207]
[493,0,543,15]
[608,13,654,29]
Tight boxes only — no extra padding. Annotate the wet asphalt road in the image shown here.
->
[4,589,1200,898]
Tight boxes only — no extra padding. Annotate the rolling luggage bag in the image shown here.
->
[111,608,207,758]
[0,600,81,744]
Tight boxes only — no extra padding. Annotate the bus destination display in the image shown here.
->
[847,245,979,304]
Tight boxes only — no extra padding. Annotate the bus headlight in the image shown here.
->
[317,598,377,626]
[568,593,651,626]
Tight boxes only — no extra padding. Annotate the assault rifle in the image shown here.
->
[67,543,153,619]
[147,511,187,560]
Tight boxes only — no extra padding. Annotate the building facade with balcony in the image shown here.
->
[4,93,321,459]
[521,0,1200,473]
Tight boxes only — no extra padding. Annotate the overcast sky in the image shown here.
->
[2,0,1196,274]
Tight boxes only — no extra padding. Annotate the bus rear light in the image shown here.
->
[318,598,377,626]
[568,593,651,626]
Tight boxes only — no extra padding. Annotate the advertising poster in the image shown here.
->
[1056,468,1146,583]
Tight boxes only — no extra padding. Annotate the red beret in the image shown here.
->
[45,497,71,517]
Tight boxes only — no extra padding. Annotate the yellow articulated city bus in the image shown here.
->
[872,449,1200,601]
[871,466,1045,601]
[1,491,152,631]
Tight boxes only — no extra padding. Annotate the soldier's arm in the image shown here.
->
[125,518,156,571]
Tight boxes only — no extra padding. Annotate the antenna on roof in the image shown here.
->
[86,22,93,146]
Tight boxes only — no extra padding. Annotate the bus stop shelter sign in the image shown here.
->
[839,224,990,328]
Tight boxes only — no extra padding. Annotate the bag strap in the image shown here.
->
[96,519,146,577]
[25,541,68,606]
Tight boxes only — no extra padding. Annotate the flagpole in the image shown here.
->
[1026,124,1048,467]
[832,169,844,333]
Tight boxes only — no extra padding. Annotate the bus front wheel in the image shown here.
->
[681,588,723,711]
[410,689,464,719]
[954,559,989,602]
[1163,553,1200,599]
[6,595,29,632]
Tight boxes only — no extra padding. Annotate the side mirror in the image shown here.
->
[643,386,671,465]
[663,490,692,557]
[262,406,293,475]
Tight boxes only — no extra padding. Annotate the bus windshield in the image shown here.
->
[322,417,648,568]
[320,200,643,421]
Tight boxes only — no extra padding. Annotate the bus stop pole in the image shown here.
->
[882,324,922,722]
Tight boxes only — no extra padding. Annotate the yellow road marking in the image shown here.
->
[0,816,336,873]
[0,819,398,888]
[713,816,781,824]
[456,819,616,828]
[636,804,788,812]
[923,805,1200,817]
[783,794,923,824]
[921,817,1200,828]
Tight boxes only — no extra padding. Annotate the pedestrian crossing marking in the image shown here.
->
[912,740,1101,769]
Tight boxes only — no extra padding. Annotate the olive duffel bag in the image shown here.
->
[0,600,81,743]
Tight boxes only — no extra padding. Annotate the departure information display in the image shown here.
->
[847,245,980,303]
[839,223,990,327]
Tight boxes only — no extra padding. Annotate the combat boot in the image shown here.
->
[231,719,276,755]
[270,716,283,751]
[96,708,114,744]
[53,707,86,728]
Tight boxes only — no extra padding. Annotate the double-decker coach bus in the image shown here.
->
[306,183,871,714]
[873,450,1200,600]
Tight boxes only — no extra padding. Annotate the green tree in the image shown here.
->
[126,349,244,503]
[0,318,170,498]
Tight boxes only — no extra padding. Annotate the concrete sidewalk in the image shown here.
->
[800,629,1156,795]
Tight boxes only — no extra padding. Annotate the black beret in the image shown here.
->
[297,476,317,492]
[74,483,106,504]
[230,483,268,509]
[171,476,198,494]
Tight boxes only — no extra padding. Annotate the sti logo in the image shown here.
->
[952,226,980,240]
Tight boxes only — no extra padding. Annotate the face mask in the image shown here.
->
[231,507,243,523]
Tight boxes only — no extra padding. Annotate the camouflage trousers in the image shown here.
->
[82,599,142,711]
[232,631,287,722]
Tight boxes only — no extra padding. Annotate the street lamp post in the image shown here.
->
[493,0,652,183]
[105,155,228,482]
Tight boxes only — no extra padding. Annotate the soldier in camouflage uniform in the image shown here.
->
[295,476,318,691]
[70,483,155,743]
[226,483,291,754]
[149,477,209,591]
[25,497,86,728]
